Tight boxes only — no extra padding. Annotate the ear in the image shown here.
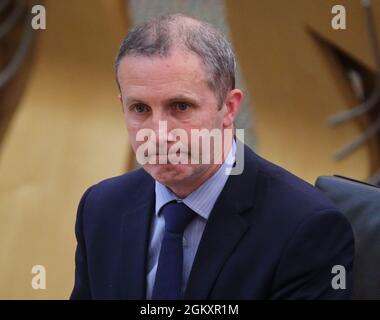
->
[223,89,243,128]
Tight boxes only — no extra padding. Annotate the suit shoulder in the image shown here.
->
[242,148,352,262]
[246,148,340,219]
[80,168,153,208]
[94,167,151,190]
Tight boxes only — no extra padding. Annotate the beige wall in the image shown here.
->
[226,0,379,182]
[0,0,130,299]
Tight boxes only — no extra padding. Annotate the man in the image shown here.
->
[71,14,354,299]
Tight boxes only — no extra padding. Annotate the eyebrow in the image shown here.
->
[164,95,200,105]
[123,96,144,104]
[123,94,200,106]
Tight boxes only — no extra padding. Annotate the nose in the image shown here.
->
[149,112,171,152]
[151,116,184,155]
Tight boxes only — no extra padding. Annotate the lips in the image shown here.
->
[153,151,189,156]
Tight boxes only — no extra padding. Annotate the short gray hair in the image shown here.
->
[114,14,236,108]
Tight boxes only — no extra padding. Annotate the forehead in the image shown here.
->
[117,50,211,96]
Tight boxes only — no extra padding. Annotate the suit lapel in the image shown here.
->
[119,170,155,299]
[184,145,259,299]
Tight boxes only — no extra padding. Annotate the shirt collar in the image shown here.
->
[155,139,236,220]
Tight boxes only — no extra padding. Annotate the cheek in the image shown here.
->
[125,115,142,128]
[186,112,215,130]
[220,104,236,128]
[126,123,136,137]
[125,124,142,151]
[200,106,224,127]
[125,116,145,134]
[205,113,224,130]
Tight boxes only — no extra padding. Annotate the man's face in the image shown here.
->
[117,49,236,189]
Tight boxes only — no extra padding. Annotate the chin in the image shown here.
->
[143,163,194,186]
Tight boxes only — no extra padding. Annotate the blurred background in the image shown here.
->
[0,0,379,299]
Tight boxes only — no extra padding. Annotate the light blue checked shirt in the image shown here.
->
[146,140,236,299]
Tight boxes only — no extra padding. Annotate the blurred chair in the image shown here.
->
[315,175,380,299]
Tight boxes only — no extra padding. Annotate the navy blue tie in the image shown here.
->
[152,201,196,300]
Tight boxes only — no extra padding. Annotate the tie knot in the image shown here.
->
[161,201,196,234]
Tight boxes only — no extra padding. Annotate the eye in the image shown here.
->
[174,102,191,112]
[132,103,149,113]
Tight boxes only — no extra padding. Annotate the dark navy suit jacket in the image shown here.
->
[71,144,354,299]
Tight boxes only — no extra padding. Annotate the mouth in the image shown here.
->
[152,150,189,156]
[145,151,191,165]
